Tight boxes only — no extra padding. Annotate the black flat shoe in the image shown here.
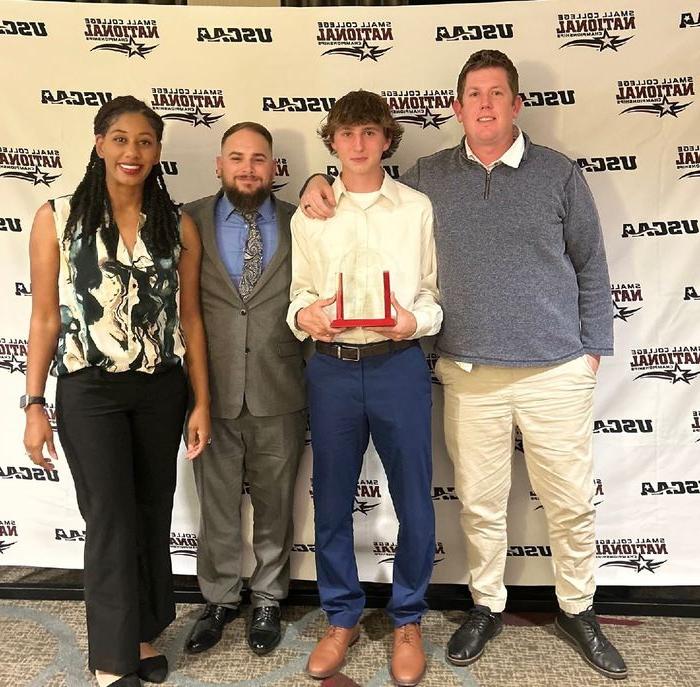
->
[184,603,239,654]
[137,655,168,683]
[248,606,282,655]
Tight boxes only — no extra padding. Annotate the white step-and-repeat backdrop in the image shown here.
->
[1,0,698,588]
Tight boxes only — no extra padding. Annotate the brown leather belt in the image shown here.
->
[315,339,417,362]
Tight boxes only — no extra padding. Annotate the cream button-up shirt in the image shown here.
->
[287,174,442,344]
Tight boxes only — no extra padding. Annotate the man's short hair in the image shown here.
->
[456,50,519,102]
[220,121,273,150]
[318,90,403,160]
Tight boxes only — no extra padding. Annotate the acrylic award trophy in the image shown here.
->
[330,249,396,328]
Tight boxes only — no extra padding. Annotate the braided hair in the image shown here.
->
[65,95,180,259]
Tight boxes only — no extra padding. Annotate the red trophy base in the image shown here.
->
[330,271,396,328]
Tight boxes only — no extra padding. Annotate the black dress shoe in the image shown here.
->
[184,603,239,654]
[137,655,168,683]
[446,605,503,666]
[247,606,282,655]
[555,608,628,680]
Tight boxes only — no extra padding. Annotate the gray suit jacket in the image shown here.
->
[185,192,306,419]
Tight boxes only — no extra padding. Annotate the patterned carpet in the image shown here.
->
[1,598,699,687]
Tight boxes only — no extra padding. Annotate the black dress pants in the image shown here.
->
[56,365,187,674]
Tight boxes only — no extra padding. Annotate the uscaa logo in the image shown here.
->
[381,89,454,129]
[0,19,47,37]
[84,17,159,58]
[594,419,652,434]
[676,145,700,180]
[262,95,335,113]
[507,544,551,557]
[0,217,22,233]
[161,161,179,177]
[0,147,61,186]
[41,90,112,107]
[641,479,699,496]
[435,22,514,41]
[680,11,700,28]
[0,337,27,374]
[611,282,643,322]
[556,9,635,51]
[55,527,86,542]
[621,218,698,237]
[520,89,575,108]
[617,75,694,118]
[577,155,637,173]
[317,20,392,62]
[0,464,59,482]
[170,531,198,558]
[597,537,667,573]
[0,520,18,556]
[197,25,272,43]
[630,346,700,385]
[374,540,446,565]
[151,88,225,128]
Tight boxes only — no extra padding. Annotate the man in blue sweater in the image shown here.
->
[300,50,627,681]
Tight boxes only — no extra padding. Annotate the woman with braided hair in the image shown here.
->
[23,96,211,687]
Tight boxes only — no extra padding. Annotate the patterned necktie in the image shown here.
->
[239,209,262,300]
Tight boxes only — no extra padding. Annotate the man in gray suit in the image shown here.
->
[184,122,306,657]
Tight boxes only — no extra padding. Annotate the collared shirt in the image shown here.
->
[287,174,442,344]
[464,127,525,172]
[52,195,185,375]
[215,194,279,287]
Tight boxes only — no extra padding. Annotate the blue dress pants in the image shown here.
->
[306,343,435,628]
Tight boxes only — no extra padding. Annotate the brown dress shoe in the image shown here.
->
[390,623,426,686]
[306,624,360,679]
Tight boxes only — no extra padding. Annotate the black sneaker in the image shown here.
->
[555,607,628,680]
[446,605,503,666]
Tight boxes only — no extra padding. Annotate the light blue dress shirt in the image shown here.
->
[215,194,279,287]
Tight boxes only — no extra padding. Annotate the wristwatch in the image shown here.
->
[20,394,46,410]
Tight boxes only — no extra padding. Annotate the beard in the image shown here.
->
[223,178,272,213]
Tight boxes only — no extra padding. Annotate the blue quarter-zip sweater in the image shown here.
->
[401,133,613,367]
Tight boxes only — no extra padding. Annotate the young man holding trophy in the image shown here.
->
[286,90,442,687]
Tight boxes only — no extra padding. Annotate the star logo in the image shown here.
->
[620,95,693,118]
[0,355,27,374]
[91,36,158,59]
[161,106,224,128]
[0,541,17,555]
[0,166,60,186]
[679,169,700,180]
[353,499,379,516]
[395,108,453,130]
[613,300,642,322]
[635,363,700,385]
[561,29,634,52]
[600,552,666,573]
[322,40,392,62]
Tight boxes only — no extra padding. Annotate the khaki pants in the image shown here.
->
[436,355,597,614]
